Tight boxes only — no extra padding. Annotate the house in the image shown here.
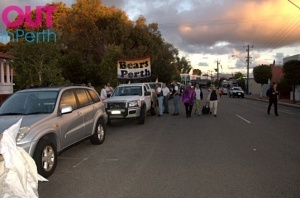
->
[0,52,16,103]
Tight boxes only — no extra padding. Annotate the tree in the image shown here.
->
[232,72,245,90]
[283,60,300,103]
[192,69,202,76]
[9,42,67,89]
[253,65,272,98]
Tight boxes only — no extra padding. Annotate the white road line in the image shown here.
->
[236,114,251,123]
[278,110,294,115]
[73,158,88,168]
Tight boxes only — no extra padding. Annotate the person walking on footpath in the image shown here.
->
[207,84,220,117]
[171,80,180,115]
[162,83,170,114]
[156,83,164,117]
[182,83,196,118]
[266,83,279,116]
[194,83,203,115]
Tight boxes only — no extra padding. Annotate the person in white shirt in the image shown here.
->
[100,84,107,101]
[162,83,170,114]
[105,83,114,97]
[194,83,203,115]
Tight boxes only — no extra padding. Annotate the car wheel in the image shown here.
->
[33,138,57,178]
[90,118,106,145]
[137,106,146,124]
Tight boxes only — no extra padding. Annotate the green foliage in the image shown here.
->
[9,42,67,89]
[5,0,191,88]
[283,60,300,103]
[283,60,300,86]
[99,44,123,87]
[253,65,272,85]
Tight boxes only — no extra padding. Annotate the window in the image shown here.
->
[74,89,92,108]
[60,90,77,110]
[88,89,100,103]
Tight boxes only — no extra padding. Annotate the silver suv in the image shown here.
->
[0,86,108,178]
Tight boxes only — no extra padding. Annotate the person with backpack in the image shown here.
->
[266,83,279,116]
[194,83,203,115]
[182,83,196,118]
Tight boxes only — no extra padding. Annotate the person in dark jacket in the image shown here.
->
[207,84,220,117]
[267,83,279,116]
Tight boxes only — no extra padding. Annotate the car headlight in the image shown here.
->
[17,127,31,142]
[128,100,139,107]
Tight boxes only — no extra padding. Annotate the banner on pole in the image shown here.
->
[117,56,151,80]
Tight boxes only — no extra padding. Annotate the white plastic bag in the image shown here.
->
[0,119,47,198]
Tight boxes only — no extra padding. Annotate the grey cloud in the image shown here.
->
[198,62,209,67]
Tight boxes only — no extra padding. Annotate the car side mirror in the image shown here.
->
[60,105,73,114]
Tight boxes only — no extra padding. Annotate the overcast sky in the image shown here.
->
[1,0,300,75]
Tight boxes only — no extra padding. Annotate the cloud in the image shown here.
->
[198,62,209,67]
[114,0,300,56]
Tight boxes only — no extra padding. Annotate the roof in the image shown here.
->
[0,52,16,59]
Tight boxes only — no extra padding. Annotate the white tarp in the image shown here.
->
[0,119,47,198]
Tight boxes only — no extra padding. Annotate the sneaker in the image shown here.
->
[214,114,217,117]
[275,114,279,116]
[209,112,212,115]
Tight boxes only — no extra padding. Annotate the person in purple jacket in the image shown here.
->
[181,83,196,118]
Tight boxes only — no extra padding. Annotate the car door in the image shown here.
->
[74,88,97,137]
[58,89,85,149]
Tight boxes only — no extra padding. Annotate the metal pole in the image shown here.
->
[247,45,250,94]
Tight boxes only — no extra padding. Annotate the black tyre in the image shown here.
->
[90,118,106,145]
[137,106,146,124]
[33,138,57,178]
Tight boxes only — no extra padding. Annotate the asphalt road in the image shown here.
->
[38,91,300,198]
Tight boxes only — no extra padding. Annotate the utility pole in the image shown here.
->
[244,45,253,94]
[215,60,220,86]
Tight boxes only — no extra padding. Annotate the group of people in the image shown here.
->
[94,80,279,118]
[181,83,220,118]
[154,81,221,118]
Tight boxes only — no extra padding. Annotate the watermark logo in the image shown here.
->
[0,5,57,43]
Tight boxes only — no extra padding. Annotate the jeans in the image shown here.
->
[163,96,169,113]
[173,95,179,114]
[158,96,164,115]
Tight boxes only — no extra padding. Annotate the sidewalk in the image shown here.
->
[244,94,300,109]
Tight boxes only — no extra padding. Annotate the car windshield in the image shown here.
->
[234,87,243,91]
[222,84,228,88]
[149,83,155,90]
[0,91,58,115]
[112,86,142,96]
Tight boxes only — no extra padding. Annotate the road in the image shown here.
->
[38,91,300,198]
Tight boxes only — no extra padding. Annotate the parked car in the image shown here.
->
[105,83,152,124]
[229,86,245,98]
[0,86,108,178]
